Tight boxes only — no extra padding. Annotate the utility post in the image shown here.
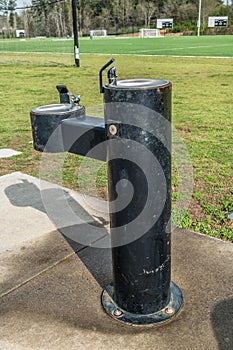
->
[71,0,80,67]
[197,0,202,37]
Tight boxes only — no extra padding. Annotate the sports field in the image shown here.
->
[0,35,232,241]
[0,35,232,57]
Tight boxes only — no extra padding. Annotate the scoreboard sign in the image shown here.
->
[157,19,173,29]
[208,17,228,28]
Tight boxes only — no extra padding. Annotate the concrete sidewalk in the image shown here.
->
[0,172,233,350]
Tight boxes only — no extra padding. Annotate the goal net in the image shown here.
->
[90,30,107,38]
[139,29,161,38]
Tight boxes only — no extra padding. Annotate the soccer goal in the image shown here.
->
[139,28,161,38]
[90,30,107,38]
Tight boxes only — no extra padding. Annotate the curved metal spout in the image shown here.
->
[99,58,115,93]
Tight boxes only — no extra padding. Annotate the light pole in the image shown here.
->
[197,0,202,37]
[71,0,80,67]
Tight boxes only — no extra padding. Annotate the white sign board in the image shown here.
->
[208,17,228,28]
[157,19,173,29]
[16,30,25,38]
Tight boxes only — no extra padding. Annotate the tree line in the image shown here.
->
[0,0,232,38]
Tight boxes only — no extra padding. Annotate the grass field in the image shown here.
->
[0,40,232,241]
[0,35,233,57]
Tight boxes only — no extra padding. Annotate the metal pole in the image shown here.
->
[102,78,183,326]
[197,0,202,37]
[71,0,80,67]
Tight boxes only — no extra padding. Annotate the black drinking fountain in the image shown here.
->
[30,58,183,327]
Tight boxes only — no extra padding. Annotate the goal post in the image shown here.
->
[90,30,107,38]
[139,29,161,38]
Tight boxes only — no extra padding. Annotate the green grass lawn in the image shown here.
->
[0,35,233,57]
[0,52,232,241]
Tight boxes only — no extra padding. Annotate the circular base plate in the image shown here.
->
[101,282,183,327]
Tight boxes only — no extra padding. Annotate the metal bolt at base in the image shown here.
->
[164,306,175,316]
[102,282,183,327]
[113,309,123,317]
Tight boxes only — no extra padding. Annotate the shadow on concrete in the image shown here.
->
[5,179,46,212]
[4,179,109,226]
[211,298,233,350]
[4,178,112,289]
[2,177,164,337]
